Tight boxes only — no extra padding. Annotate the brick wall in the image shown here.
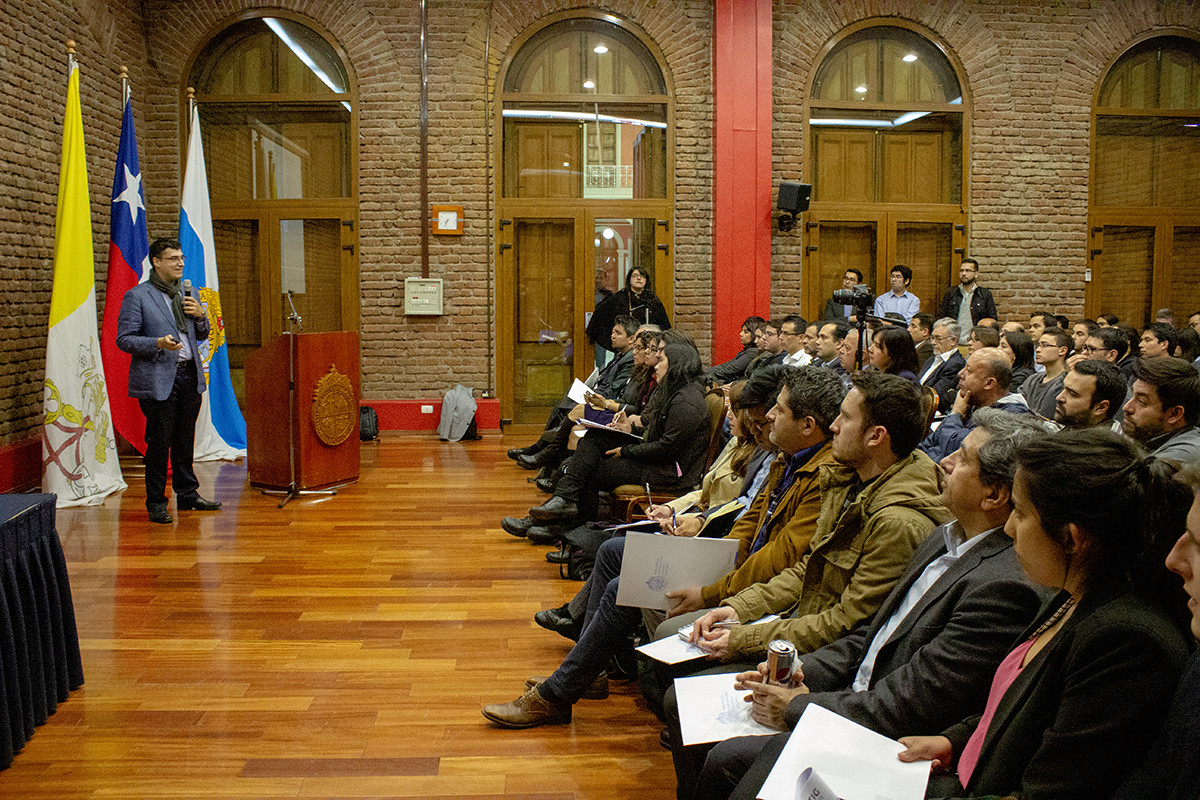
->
[3,0,1199,450]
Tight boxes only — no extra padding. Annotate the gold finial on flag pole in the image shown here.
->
[186,86,196,119]
[67,39,77,71]
[120,65,129,105]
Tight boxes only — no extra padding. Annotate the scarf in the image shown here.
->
[147,270,188,332]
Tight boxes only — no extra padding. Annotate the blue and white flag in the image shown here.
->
[180,104,246,460]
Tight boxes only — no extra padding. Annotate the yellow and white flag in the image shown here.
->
[42,58,125,507]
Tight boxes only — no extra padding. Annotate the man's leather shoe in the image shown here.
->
[516,449,554,470]
[534,604,581,641]
[525,672,609,700]
[545,548,570,564]
[178,496,222,511]
[148,507,173,525]
[507,444,539,461]
[529,496,577,522]
[481,684,571,729]
[535,475,557,494]
[501,516,534,538]
[526,525,564,546]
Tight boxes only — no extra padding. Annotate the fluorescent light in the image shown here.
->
[892,111,930,126]
[594,44,609,54]
[902,53,918,62]
[503,108,666,128]
[854,85,868,94]
[583,80,596,89]
[264,18,350,111]
[810,117,891,127]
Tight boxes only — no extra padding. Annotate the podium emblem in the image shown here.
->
[311,366,356,447]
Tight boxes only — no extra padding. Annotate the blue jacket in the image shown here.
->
[116,281,209,401]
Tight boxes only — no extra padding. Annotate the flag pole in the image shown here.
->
[67,38,76,72]
[119,65,129,106]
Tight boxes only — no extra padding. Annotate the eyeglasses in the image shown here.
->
[780,330,801,337]
[1081,345,1110,354]
[930,334,954,343]
[1036,342,1059,348]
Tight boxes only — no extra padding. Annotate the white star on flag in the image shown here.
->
[113,163,144,225]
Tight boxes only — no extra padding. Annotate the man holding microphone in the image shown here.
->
[117,238,222,524]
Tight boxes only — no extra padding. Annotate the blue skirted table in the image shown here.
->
[0,494,84,769]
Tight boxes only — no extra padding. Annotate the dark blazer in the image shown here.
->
[745,350,785,379]
[116,281,210,401]
[823,297,852,321]
[622,380,711,489]
[929,581,1190,800]
[920,350,966,413]
[586,288,670,347]
[783,527,1044,735]
[706,344,758,385]
[594,347,635,399]
[916,339,934,371]
[937,285,997,325]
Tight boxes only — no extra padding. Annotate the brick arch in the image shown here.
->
[471,0,717,354]
[771,0,1010,314]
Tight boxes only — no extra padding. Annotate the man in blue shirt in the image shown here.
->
[873,264,920,323]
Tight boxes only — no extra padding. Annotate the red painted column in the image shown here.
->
[711,0,773,364]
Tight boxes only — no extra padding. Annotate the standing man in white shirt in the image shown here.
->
[873,265,920,323]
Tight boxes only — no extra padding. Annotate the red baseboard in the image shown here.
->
[0,436,42,494]
[363,398,501,431]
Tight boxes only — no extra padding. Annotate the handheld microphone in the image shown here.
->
[182,279,193,298]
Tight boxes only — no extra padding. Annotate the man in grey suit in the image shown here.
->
[116,238,222,524]
[685,408,1048,800]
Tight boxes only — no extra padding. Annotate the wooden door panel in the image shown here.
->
[1170,227,1200,318]
[882,133,944,204]
[895,222,953,316]
[1095,136,1154,206]
[816,222,877,310]
[814,131,874,203]
[1100,226,1154,327]
[515,124,582,198]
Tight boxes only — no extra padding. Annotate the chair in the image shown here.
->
[613,386,728,522]
[920,386,939,441]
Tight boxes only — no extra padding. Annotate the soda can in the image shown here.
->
[766,639,797,686]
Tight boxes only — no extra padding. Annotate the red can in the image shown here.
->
[766,639,797,686]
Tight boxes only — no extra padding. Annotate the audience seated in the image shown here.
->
[918,318,966,413]
[481,366,843,730]
[815,321,850,375]
[1081,325,1135,383]
[873,265,919,323]
[1112,462,1200,800]
[660,372,951,797]
[779,315,811,367]
[909,312,935,370]
[868,325,921,385]
[1141,322,1177,360]
[744,319,785,378]
[966,324,1000,352]
[1019,327,1070,418]
[1028,311,1056,339]
[1122,356,1200,465]
[919,347,1033,463]
[823,268,863,321]
[999,328,1036,390]
[897,428,1191,800]
[705,316,764,386]
[1054,359,1125,430]
[696,409,1049,800]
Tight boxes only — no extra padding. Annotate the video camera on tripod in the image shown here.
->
[831,283,875,311]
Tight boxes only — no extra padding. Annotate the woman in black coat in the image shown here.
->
[528,342,710,525]
[898,428,1192,800]
[586,266,671,352]
[1000,329,1036,391]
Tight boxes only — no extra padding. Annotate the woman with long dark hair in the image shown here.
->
[526,342,710,525]
[586,266,671,352]
[868,325,921,385]
[898,428,1191,800]
[1000,329,1036,389]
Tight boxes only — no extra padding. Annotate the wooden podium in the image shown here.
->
[245,331,361,492]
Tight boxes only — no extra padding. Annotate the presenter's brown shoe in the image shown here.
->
[482,685,571,729]
[178,496,222,511]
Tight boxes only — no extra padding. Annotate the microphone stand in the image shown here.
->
[260,291,338,508]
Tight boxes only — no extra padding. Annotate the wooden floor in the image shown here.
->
[0,433,675,798]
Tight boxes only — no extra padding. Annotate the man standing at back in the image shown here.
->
[116,237,222,524]
[873,265,919,323]
[937,258,997,333]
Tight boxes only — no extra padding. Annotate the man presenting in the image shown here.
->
[937,258,997,332]
[116,238,221,524]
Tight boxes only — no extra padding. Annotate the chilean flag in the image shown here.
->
[99,95,149,454]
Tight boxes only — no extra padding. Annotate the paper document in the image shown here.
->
[567,378,591,405]
[577,418,643,440]
[674,672,777,746]
[615,532,739,610]
[635,615,780,665]
[757,705,930,800]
